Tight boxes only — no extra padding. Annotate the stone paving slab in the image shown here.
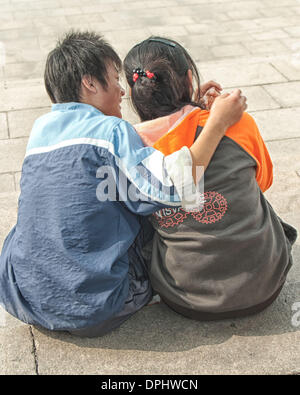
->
[0,137,28,173]
[0,173,15,193]
[263,81,300,107]
[251,108,300,141]
[0,113,8,139]
[264,138,300,216]
[0,326,36,375]
[31,281,300,375]
[271,59,300,82]
[229,86,281,112]
[198,62,288,88]
[7,107,50,138]
[0,79,50,111]
[0,192,18,245]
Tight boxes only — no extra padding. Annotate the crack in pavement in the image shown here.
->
[29,325,39,375]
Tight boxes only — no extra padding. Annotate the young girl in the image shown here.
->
[124,37,297,320]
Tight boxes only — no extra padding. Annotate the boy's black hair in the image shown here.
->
[44,30,122,103]
[123,36,203,122]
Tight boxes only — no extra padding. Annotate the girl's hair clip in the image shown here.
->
[133,68,156,83]
[148,38,176,47]
[145,70,155,79]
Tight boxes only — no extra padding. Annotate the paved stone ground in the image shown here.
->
[0,0,300,375]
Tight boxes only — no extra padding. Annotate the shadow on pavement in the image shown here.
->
[34,279,299,352]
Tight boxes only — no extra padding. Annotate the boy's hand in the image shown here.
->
[208,89,247,132]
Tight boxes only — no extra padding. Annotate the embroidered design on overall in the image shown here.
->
[153,191,228,228]
[152,207,188,228]
[190,191,228,224]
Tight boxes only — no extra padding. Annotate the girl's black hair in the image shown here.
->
[44,30,122,103]
[123,36,202,122]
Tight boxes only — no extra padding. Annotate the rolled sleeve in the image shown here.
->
[165,146,204,211]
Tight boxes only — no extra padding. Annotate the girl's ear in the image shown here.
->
[187,69,193,96]
[129,87,132,97]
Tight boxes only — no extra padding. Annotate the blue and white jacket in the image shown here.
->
[0,102,195,330]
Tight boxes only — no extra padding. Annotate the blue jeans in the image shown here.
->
[68,217,154,338]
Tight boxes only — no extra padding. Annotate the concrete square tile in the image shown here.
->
[0,12,13,22]
[0,173,15,193]
[226,9,263,20]
[0,138,28,173]
[281,37,300,51]
[251,29,290,41]
[0,112,8,139]
[251,107,300,141]
[284,25,300,38]
[254,16,299,29]
[31,295,300,375]
[4,47,46,64]
[263,81,300,107]
[0,42,6,68]
[13,9,49,20]
[4,62,45,80]
[271,59,300,81]
[8,107,50,138]
[243,40,291,55]
[223,86,280,112]
[0,191,18,247]
[264,138,300,216]
[260,6,295,17]
[0,79,50,111]
[14,171,21,193]
[148,25,188,37]
[0,326,36,375]
[186,46,215,63]
[178,34,219,48]
[211,43,250,58]
[0,29,19,41]
[0,305,26,329]
[186,22,224,35]
[217,32,254,44]
[198,62,287,88]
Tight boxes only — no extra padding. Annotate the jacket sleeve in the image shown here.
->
[102,120,200,215]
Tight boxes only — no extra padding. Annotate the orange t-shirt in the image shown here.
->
[149,109,273,193]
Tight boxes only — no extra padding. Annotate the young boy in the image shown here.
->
[0,31,246,337]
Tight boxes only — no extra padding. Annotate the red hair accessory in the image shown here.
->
[132,68,156,83]
[146,70,155,79]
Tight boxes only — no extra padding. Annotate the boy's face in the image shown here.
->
[94,62,125,118]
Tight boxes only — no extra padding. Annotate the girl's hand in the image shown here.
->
[200,80,222,98]
[194,80,222,110]
[202,86,222,110]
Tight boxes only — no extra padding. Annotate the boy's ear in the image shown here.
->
[81,75,97,94]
